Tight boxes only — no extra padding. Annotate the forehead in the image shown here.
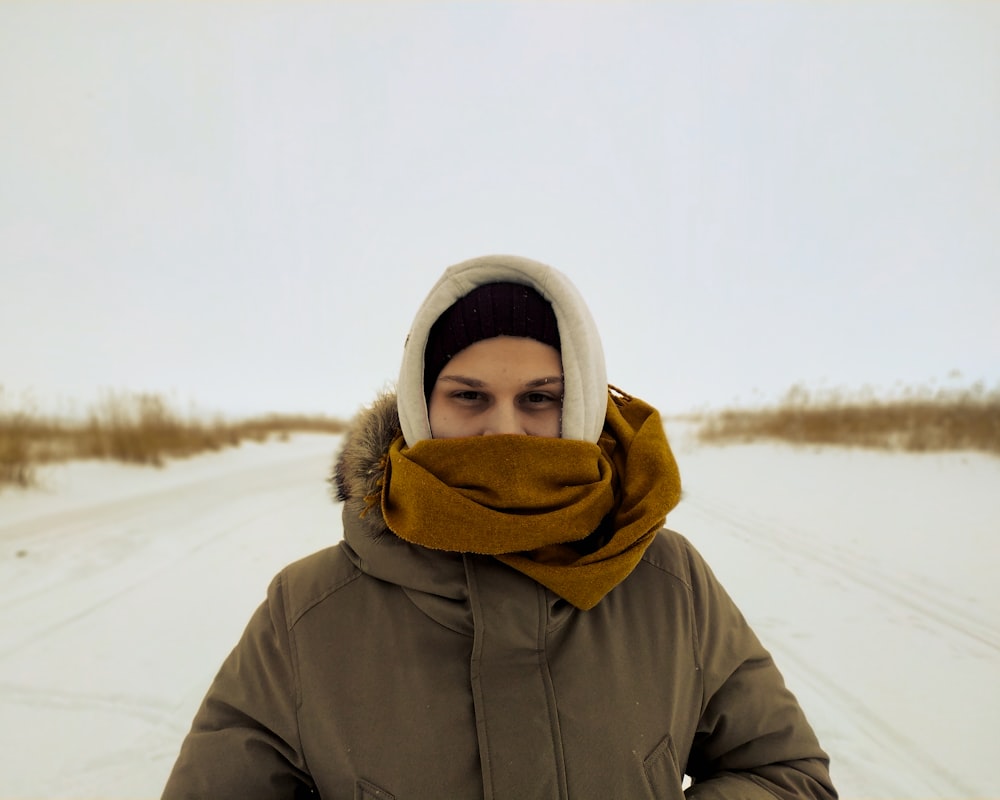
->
[440,336,562,377]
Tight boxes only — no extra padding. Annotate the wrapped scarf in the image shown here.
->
[380,389,681,610]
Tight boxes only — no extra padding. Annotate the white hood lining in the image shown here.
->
[397,255,607,445]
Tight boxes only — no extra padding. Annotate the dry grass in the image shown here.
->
[697,382,1000,455]
[0,390,347,490]
[0,409,36,488]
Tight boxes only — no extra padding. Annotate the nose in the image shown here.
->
[482,402,525,436]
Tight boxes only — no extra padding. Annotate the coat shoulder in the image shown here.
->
[273,544,364,629]
[638,528,700,590]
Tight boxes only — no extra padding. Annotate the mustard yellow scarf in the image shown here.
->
[380,390,681,610]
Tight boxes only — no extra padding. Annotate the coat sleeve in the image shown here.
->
[161,573,315,800]
[681,538,838,800]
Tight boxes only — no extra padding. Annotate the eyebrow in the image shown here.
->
[438,375,564,389]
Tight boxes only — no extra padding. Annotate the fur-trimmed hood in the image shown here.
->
[330,391,471,610]
[331,392,400,541]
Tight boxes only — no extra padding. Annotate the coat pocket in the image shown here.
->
[642,733,685,798]
[356,778,396,800]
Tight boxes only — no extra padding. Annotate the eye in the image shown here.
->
[523,391,561,406]
[451,390,484,403]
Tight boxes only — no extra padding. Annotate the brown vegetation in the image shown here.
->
[697,382,1000,455]
[6,382,998,490]
[0,391,348,490]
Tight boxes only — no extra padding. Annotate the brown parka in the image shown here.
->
[162,394,837,800]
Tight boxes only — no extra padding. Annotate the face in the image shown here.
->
[428,336,563,439]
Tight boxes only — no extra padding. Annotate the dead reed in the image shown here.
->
[0,390,348,490]
[0,409,36,488]
[698,382,1000,455]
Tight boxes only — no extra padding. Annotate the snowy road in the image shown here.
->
[0,435,343,798]
[1,430,998,798]
[669,432,1000,799]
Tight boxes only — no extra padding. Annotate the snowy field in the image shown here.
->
[1,427,998,799]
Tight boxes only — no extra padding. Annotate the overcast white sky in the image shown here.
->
[2,1,998,420]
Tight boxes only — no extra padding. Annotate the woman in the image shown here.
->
[163,255,837,799]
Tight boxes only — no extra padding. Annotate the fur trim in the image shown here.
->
[330,392,400,539]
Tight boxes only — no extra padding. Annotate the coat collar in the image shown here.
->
[332,393,471,626]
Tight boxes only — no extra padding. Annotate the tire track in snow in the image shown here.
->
[762,638,981,798]
[679,488,988,797]
[682,492,1000,655]
[0,437,341,798]
[0,444,338,660]
[0,681,178,726]
[0,484,317,660]
[0,446,327,555]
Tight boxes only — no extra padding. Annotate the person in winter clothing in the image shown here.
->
[162,255,838,799]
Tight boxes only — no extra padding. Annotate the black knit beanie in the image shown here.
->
[424,282,561,398]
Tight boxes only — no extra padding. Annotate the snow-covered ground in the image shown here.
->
[1,428,998,799]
